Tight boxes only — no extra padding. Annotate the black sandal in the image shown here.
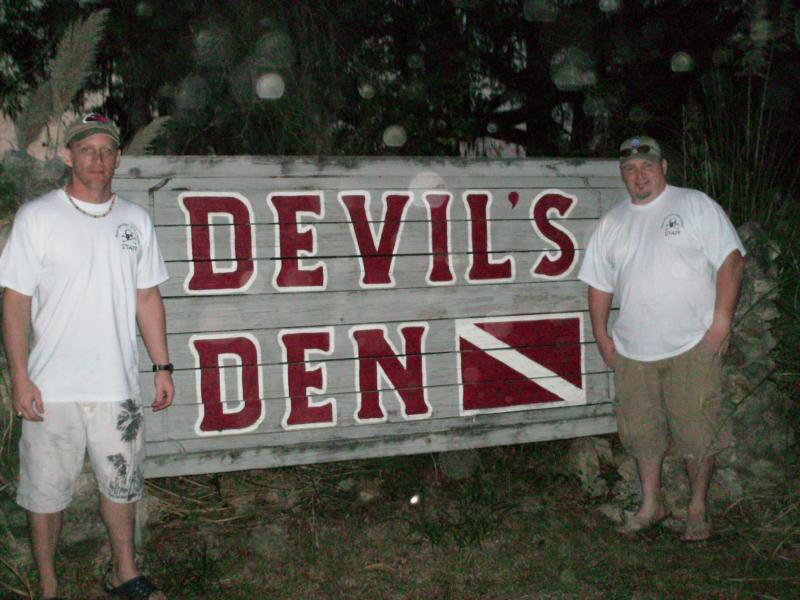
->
[105,575,162,599]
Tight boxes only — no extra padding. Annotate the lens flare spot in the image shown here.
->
[358,82,376,99]
[383,125,407,148]
[523,0,558,22]
[598,0,621,13]
[255,73,286,100]
[670,51,694,73]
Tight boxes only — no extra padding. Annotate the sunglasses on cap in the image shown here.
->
[620,145,658,158]
[82,112,111,124]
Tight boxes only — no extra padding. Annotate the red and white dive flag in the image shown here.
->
[456,313,585,415]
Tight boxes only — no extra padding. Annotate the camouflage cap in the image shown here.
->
[64,113,121,147]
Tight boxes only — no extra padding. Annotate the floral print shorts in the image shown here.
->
[16,399,145,513]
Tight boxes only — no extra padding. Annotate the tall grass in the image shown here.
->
[680,55,800,442]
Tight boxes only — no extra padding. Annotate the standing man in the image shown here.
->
[0,114,171,599]
[579,136,745,542]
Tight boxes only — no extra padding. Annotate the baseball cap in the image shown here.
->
[619,135,662,163]
[64,113,121,147]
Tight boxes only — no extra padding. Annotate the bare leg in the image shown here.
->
[684,455,715,538]
[100,496,139,584]
[635,453,669,521]
[29,511,62,599]
[99,496,166,600]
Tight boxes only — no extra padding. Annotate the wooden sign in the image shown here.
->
[114,157,624,478]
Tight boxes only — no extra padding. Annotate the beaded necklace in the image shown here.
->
[65,187,116,219]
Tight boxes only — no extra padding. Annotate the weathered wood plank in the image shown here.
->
[139,311,609,371]
[152,177,612,194]
[151,187,607,226]
[116,156,623,179]
[155,218,596,262]
[160,280,590,333]
[143,409,618,478]
[145,399,614,456]
[157,251,586,296]
[141,346,608,406]
[141,371,610,445]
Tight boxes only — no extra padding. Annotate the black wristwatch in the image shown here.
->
[152,363,174,373]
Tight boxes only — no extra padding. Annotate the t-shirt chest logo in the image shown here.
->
[660,213,684,237]
[115,224,141,252]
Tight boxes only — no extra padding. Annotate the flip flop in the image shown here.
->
[105,575,162,599]
[616,510,671,535]
[682,518,712,543]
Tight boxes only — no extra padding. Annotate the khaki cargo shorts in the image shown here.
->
[16,400,145,513]
[612,341,731,461]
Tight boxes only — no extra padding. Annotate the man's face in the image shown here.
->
[620,157,668,205]
[62,133,121,193]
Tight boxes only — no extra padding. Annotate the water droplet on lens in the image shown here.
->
[750,18,770,43]
[552,65,584,91]
[409,171,445,193]
[255,73,285,100]
[523,0,559,23]
[194,26,234,69]
[550,47,595,91]
[253,30,294,69]
[383,125,407,147]
[135,1,152,17]
[670,51,694,73]
[358,83,375,99]
[598,0,620,13]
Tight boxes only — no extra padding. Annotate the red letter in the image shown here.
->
[350,324,430,422]
[339,192,412,287]
[424,192,455,285]
[279,328,336,429]
[190,334,264,435]
[530,191,578,279]
[179,193,256,294]
[464,192,514,282]
[268,192,326,290]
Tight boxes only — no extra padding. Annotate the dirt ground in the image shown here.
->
[3,440,799,599]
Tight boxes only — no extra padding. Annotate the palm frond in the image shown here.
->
[13,81,53,151]
[49,9,110,123]
[125,117,171,155]
[13,9,110,151]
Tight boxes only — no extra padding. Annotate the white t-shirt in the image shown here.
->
[578,184,745,361]
[0,188,169,403]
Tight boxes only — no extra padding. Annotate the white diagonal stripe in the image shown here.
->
[459,322,584,403]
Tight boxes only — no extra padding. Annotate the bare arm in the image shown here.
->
[588,286,616,368]
[2,288,43,420]
[702,250,745,354]
[136,286,174,411]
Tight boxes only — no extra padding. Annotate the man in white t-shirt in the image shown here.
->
[0,114,171,599]
[579,135,745,542]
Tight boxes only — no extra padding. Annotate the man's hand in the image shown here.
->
[12,376,44,421]
[596,334,617,369]
[702,251,744,355]
[152,371,174,412]
[701,322,731,355]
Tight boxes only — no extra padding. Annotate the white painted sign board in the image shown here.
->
[113,157,624,478]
